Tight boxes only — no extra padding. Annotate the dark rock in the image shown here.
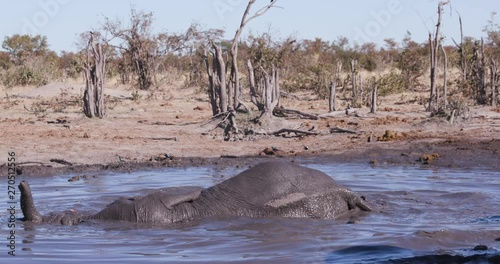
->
[473,245,488,251]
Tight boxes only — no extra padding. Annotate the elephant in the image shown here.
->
[19,161,372,225]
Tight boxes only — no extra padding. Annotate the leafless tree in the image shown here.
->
[472,38,487,104]
[228,0,278,111]
[204,0,279,117]
[441,45,448,109]
[350,59,359,106]
[246,60,280,118]
[329,80,336,112]
[370,84,378,114]
[428,1,448,112]
[490,58,498,107]
[204,43,227,115]
[452,13,468,81]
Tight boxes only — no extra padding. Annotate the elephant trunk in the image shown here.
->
[18,181,43,223]
[356,199,372,211]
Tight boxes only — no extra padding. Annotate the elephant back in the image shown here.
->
[206,161,339,208]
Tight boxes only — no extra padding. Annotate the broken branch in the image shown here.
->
[274,107,319,120]
[330,126,360,134]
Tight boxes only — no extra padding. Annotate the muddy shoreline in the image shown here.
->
[4,137,499,178]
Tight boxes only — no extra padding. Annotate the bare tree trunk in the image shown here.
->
[273,66,280,108]
[227,80,234,110]
[83,33,106,118]
[478,38,487,104]
[247,60,280,116]
[203,50,219,116]
[229,54,238,111]
[429,34,436,112]
[213,43,228,113]
[350,59,358,106]
[203,43,229,116]
[472,39,487,105]
[329,80,336,112]
[336,60,343,80]
[491,59,498,107]
[428,1,447,112]
[370,85,378,114]
[441,45,448,109]
[246,59,263,111]
[359,78,365,105]
[458,14,467,81]
[261,66,280,117]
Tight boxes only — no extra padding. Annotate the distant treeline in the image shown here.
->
[1,8,498,108]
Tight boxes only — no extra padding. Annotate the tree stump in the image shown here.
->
[83,33,106,118]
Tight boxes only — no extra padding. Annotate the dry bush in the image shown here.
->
[0,56,60,87]
[377,70,406,96]
[445,95,473,122]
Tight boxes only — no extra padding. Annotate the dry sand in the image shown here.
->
[1,81,499,176]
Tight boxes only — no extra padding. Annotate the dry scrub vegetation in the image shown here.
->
[1,1,500,166]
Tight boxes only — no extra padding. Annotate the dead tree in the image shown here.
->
[246,60,280,117]
[473,39,487,104]
[263,66,280,117]
[350,59,358,106]
[336,60,343,80]
[428,1,447,112]
[203,0,277,117]
[246,59,261,110]
[458,14,467,81]
[228,0,278,110]
[204,49,219,116]
[452,13,468,82]
[83,33,106,118]
[328,61,342,112]
[479,38,487,104]
[370,85,378,114]
[203,40,231,116]
[441,45,448,109]
[329,80,336,112]
[214,43,228,113]
[491,58,498,107]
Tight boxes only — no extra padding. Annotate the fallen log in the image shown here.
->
[271,128,319,137]
[148,137,178,141]
[152,121,201,126]
[49,159,74,166]
[330,126,360,134]
[274,107,319,120]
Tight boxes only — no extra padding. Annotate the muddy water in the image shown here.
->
[1,162,499,263]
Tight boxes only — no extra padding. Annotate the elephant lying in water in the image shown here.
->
[19,161,371,225]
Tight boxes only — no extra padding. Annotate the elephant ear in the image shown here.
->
[157,186,204,209]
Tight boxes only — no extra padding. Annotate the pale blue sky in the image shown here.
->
[0,0,498,53]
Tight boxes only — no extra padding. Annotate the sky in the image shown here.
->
[0,0,498,53]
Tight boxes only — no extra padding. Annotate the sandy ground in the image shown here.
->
[1,81,500,176]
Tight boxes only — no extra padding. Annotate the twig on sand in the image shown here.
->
[49,159,74,166]
[268,128,319,137]
[148,137,178,141]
